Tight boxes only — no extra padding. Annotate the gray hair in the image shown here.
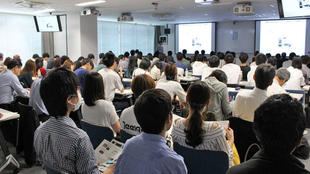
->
[276,68,290,81]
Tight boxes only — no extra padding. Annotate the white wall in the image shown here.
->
[0,13,41,63]
[53,15,67,57]
[216,21,255,54]
[66,12,81,60]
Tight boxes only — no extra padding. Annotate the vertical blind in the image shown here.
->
[98,21,155,55]
[0,14,42,64]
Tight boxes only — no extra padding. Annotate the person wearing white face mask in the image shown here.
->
[34,67,114,174]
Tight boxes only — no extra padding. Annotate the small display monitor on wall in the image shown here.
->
[34,15,62,32]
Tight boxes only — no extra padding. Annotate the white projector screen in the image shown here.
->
[260,20,307,55]
[178,23,213,54]
[282,0,310,18]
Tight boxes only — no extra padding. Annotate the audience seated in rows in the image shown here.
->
[247,53,267,86]
[284,57,305,90]
[156,63,186,104]
[81,72,121,134]
[172,81,234,167]
[203,70,232,121]
[115,89,187,174]
[221,53,242,84]
[120,74,155,135]
[233,64,275,122]
[34,68,114,174]
[227,94,309,174]
[267,68,290,96]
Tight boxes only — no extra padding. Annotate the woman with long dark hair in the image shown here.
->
[172,81,234,167]
[81,72,121,134]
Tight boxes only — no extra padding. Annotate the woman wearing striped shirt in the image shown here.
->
[171,81,234,167]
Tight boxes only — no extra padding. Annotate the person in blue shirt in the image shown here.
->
[114,88,187,174]
[74,58,93,93]
[176,52,187,72]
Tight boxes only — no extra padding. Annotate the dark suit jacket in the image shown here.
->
[227,150,310,174]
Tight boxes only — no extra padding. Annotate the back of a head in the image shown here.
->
[62,59,74,71]
[158,53,166,62]
[254,51,260,56]
[292,57,302,69]
[209,55,220,68]
[131,74,155,98]
[194,50,199,55]
[130,50,135,56]
[40,68,79,117]
[224,53,234,64]
[42,53,49,58]
[176,52,183,61]
[7,59,20,70]
[255,53,267,65]
[99,53,105,59]
[164,63,177,80]
[147,53,153,60]
[124,52,130,57]
[201,50,206,55]
[35,58,44,70]
[139,58,151,70]
[254,94,305,156]
[134,89,172,134]
[217,52,225,60]
[81,58,92,66]
[254,64,275,90]
[88,53,95,59]
[276,68,290,81]
[83,72,105,106]
[281,52,287,59]
[182,49,187,55]
[3,57,12,66]
[102,52,116,68]
[196,54,203,62]
[33,54,40,59]
[22,59,36,76]
[61,55,70,65]
[239,53,249,64]
[137,52,143,59]
[301,55,310,65]
[185,81,211,148]
[77,56,84,62]
[275,53,281,59]
[266,53,271,58]
[53,58,62,68]
[267,57,277,67]
[289,52,296,60]
[209,70,227,84]
[168,51,173,56]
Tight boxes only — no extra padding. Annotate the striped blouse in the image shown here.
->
[171,119,233,167]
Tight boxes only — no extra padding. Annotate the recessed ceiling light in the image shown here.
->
[35,8,55,13]
[76,0,106,7]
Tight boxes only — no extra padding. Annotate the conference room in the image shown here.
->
[0,0,310,173]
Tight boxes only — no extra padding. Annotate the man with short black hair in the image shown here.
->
[233,64,275,122]
[239,53,250,81]
[167,51,175,63]
[74,58,93,92]
[221,53,242,84]
[34,68,114,174]
[0,59,29,105]
[267,68,290,96]
[175,52,187,73]
[201,55,220,80]
[247,53,267,86]
[42,53,49,69]
[114,89,187,174]
[228,94,309,174]
[301,55,310,83]
[284,57,305,90]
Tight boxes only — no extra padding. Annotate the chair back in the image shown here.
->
[174,142,228,174]
[80,121,114,148]
[120,130,134,143]
[228,117,259,162]
[177,68,185,77]
[16,102,40,166]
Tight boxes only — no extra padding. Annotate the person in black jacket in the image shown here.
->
[19,59,36,88]
[227,94,310,174]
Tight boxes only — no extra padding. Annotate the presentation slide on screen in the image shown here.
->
[178,23,212,54]
[260,20,306,55]
[37,16,59,32]
[282,0,310,18]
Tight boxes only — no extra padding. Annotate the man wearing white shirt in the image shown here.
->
[267,68,290,96]
[283,58,305,90]
[221,53,242,84]
[247,54,267,86]
[132,58,151,78]
[233,64,275,122]
[192,55,207,76]
[301,55,310,84]
[201,55,220,80]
